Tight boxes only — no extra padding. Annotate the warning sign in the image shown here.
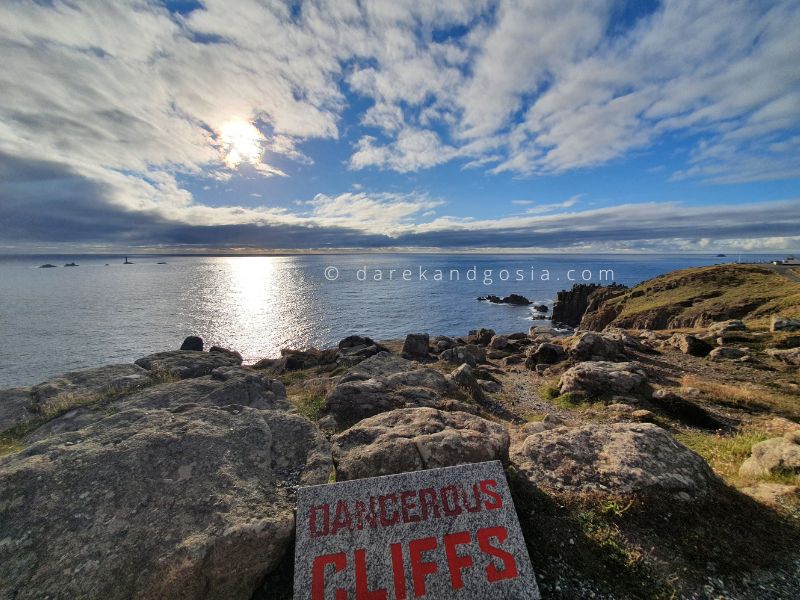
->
[293,460,540,599]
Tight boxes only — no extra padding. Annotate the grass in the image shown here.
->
[681,374,800,420]
[605,264,800,326]
[288,382,328,422]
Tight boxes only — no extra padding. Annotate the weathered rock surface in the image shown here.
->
[708,346,750,361]
[109,367,290,413]
[553,283,627,328]
[488,334,509,349]
[336,335,387,364]
[0,404,331,600]
[708,319,747,336]
[135,350,242,379]
[771,316,800,332]
[332,407,509,480]
[565,332,627,361]
[320,352,470,429]
[668,333,713,357]
[30,364,156,415]
[559,361,647,397]
[180,335,204,351]
[439,344,486,367]
[0,388,36,433]
[511,423,717,499]
[525,342,567,369]
[739,431,800,478]
[450,363,484,400]
[467,328,496,346]
[767,348,800,366]
[401,333,430,359]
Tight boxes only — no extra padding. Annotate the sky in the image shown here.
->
[1,0,799,253]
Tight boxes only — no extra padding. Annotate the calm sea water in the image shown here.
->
[0,253,784,388]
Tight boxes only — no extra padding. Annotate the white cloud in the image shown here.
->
[0,0,798,250]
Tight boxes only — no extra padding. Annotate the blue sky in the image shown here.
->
[1,0,799,252]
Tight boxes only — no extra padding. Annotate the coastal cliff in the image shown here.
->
[1,264,799,599]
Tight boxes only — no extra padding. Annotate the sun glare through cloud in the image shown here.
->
[220,120,265,169]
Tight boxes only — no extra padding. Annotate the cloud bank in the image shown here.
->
[1,0,799,251]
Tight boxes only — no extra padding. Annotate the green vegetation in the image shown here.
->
[604,264,800,327]
[289,386,327,422]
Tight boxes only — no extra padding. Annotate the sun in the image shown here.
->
[220,120,265,168]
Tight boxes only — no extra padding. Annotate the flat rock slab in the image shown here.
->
[293,461,540,600]
[135,350,241,379]
[30,364,155,414]
[0,405,331,599]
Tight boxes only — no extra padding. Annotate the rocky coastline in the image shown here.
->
[1,263,799,599]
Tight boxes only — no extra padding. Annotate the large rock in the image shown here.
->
[30,364,156,416]
[0,405,331,599]
[108,366,290,413]
[280,347,338,370]
[766,348,800,366]
[708,319,747,336]
[510,423,717,499]
[708,346,750,361]
[525,342,567,369]
[332,407,510,481]
[668,333,713,357]
[488,334,509,349]
[135,350,242,379]
[439,344,486,367]
[559,361,647,397]
[0,388,36,433]
[739,431,800,478]
[468,328,495,346]
[565,332,626,361]
[180,335,204,351]
[336,335,388,364]
[450,363,484,400]
[771,316,800,332]
[401,333,430,359]
[320,352,469,429]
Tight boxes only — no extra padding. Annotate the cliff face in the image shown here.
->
[575,264,800,331]
[552,283,627,328]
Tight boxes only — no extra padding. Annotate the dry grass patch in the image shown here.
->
[681,374,800,419]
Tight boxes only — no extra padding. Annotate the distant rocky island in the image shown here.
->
[1,263,799,599]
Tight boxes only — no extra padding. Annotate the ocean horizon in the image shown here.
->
[0,252,787,388]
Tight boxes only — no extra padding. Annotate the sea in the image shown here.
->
[0,253,786,388]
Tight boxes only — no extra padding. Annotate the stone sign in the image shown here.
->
[293,460,540,599]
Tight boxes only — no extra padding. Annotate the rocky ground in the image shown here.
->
[1,267,799,599]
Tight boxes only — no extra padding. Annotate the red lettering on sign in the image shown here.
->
[390,543,407,600]
[355,548,387,600]
[418,488,440,521]
[379,494,400,527]
[480,480,503,509]
[355,498,378,531]
[311,552,347,600]
[408,537,437,597]
[459,484,482,513]
[332,500,353,535]
[443,531,473,590]
[440,485,462,517]
[400,490,420,523]
[310,504,330,538]
[477,526,518,583]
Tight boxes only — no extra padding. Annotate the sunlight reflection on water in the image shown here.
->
[0,253,779,387]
